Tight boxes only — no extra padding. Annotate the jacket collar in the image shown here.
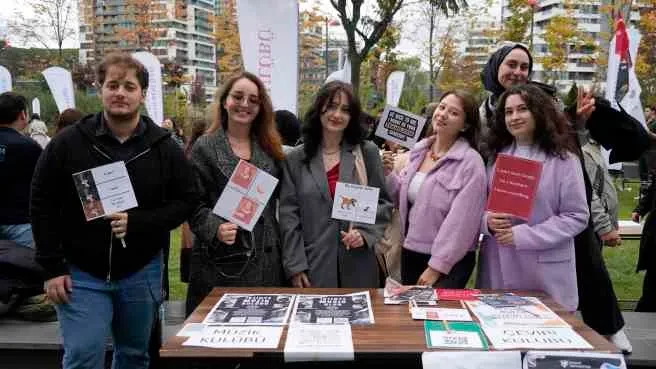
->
[76,113,169,147]
[307,140,358,202]
[410,136,470,164]
[210,128,273,179]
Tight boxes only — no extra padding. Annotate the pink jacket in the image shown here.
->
[386,137,487,274]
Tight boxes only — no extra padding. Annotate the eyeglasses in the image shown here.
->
[229,93,261,107]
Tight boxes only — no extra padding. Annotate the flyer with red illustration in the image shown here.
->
[212,160,278,231]
[486,154,543,220]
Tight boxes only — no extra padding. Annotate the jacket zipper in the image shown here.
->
[92,145,151,282]
[107,227,113,282]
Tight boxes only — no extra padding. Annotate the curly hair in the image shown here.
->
[207,72,284,161]
[486,84,576,160]
[302,81,364,162]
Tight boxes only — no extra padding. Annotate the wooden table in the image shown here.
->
[160,287,619,368]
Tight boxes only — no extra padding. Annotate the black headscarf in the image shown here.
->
[481,44,533,98]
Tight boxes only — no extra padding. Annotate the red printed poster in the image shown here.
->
[232,197,259,224]
[436,289,481,301]
[486,154,543,220]
[232,160,257,190]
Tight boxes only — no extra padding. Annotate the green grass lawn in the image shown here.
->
[167,180,646,305]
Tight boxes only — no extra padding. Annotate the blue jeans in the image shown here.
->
[0,223,34,248]
[56,252,163,369]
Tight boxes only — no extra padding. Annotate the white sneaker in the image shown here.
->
[609,329,633,354]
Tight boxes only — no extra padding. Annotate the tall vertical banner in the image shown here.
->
[385,71,405,107]
[132,51,164,126]
[237,0,299,113]
[32,98,41,116]
[42,67,75,113]
[0,65,12,94]
[604,18,644,170]
[325,56,351,84]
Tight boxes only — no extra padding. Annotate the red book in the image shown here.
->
[486,154,543,220]
[437,289,481,301]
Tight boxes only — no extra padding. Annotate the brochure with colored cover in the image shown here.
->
[384,277,437,305]
[424,321,488,350]
[437,289,481,301]
[411,306,473,322]
[478,294,533,308]
[486,154,543,220]
[465,297,569,328]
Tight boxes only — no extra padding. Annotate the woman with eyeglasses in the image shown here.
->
[477,84,589,312]
[185,72,286,315]
[279,81,393,288]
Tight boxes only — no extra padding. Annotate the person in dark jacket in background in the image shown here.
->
[0,92,42,248]
[31,52,198,369]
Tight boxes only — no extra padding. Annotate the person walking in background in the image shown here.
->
[163,117,185,148]
[383,91,486,288]
[279,81,393,289]
[31,53,198,369]
[0,92,42,248]
[28,114,51,149]
[185,72,286,315]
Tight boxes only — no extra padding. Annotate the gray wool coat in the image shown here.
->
[279,140,393,288]
[186,129,284,315]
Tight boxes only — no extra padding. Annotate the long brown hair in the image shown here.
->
[436,90,481,152]
[487,84,576,161]
[207,72,284,160]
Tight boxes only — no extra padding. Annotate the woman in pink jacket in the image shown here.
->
[477,84,589,311]
[383,91,487,288]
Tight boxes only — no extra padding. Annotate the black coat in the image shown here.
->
[31,113,199,281]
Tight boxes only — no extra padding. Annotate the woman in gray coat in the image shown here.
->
[186,72,286,315]
[279,81,393,288]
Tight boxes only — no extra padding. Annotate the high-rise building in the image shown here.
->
[463,21,500,67]
[79,0,217,99]
[500,0,642,91]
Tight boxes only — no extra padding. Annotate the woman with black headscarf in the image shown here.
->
[477,43,633,354]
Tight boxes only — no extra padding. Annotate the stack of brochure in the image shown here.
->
[465,294,592,350]
[384,278,438,305]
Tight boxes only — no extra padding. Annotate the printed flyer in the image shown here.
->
[202,293,295,325]
[290,291,374,325]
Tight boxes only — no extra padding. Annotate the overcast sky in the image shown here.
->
[0,0,501,60]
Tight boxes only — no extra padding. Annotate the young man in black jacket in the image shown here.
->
[31,53,198,369]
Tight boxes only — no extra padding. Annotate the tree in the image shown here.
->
[396,56,430,114]
[298,6,328,115]
[8,0,76,60]
[636,1,656,106]
[162,60,190,90]
[115,0,167,51]
[214,0,243,84]
[540,1,596,84]
[71,62,96,91]
[190,75,206,107]
[502,0,532,44]
[421,0,470,101]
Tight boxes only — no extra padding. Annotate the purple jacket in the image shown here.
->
[386,137,486,274]
[476,144,589,311]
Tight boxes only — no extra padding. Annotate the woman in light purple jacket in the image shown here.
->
[383,91,487,288]
[477,84,589,311]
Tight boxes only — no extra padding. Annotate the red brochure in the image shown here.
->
[486,154,543,220]
[437,289,481,301]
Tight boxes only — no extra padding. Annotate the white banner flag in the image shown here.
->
[325,56,351,84]
[237,0,299,113]
[42,67,75,113]
[132,51,164,126]
[385,71,405,107]
[0,65,11,94]
[32,98,40,116]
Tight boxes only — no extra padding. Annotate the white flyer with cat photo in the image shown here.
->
[331,182,379,225]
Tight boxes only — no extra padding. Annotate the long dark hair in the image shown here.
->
[207,71,284,161]
[302,81,364,162]
[436,90,481,152]
[487,84,575,161]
